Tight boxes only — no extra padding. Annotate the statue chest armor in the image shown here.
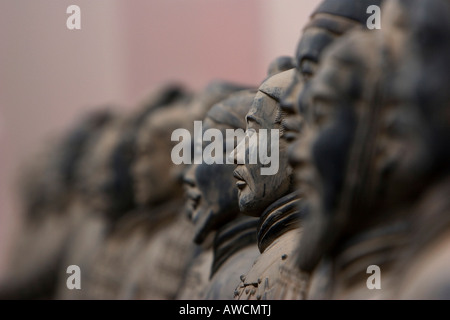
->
[120,213,196,299]
[235,192,303,300]
[234,228,302,300]
[204,217,259,300]
[176,247,213,300]
[329,223,409,300]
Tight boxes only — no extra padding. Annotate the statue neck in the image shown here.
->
[332,219,409,294]
[257,191,303,253]
[400,175,450,266]
[211,215,258,277]
[332,175,450,292]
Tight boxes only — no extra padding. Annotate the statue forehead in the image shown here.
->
[142,103,190,135]
[247,92,278,123]
[202,117,227,131]
[247,69,295,123]
[296,27,338,64]
[259,68,295,99]
[206,90,256,128]
[313,30,377,90]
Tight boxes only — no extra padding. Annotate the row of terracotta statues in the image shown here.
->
[1,0,450,299]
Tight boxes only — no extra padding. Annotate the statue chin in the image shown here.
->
[238,197,262,218]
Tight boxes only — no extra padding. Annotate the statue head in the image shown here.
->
[19,109,113,220]
[266,56,296,80]
[71,86,190,219]
[293,28,386,271]
[281,0,383,146]
[80,95,193,221]
[120,85,190,209]
[133,103,190,207]
[296,0,383,80]
[294,0,450,270]
[231,70,295,217]
[183,90,256,244]
[381,0,450,201]
[189,80,254,121]
[132,81,252,208]
[77,116,127,217]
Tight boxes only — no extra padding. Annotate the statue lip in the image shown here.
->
[233,168,247,190]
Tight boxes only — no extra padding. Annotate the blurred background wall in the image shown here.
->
[0,0,321,277]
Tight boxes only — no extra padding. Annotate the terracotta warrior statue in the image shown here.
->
[275,0,385,299]
[293,28,394,299]
[87,81,250,299]
[388,0,450,299]
[281,0,384,144]
[266,56,296,80]
[229,68,304,300]
[286,0,450,299]
[177,90,260,300]
[56,113,132,299]
[54,85,192,299]
[0,109,114,299]
[80,85,192,299]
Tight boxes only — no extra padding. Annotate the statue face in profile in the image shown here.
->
[133,83,248,208]
[231,71,294,217]
[184,91,255,244]
[132,105,186,207]
[376,0,450,203]
[304,11,443,216]
[281,2,373,147]
[293,30,382,270]
[184,119,240,244]
[294,0,450,271]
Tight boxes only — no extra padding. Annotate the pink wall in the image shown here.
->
[0,0,321,277]
[117,0,263,102]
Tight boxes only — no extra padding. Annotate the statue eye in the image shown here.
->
[300,60,318,81]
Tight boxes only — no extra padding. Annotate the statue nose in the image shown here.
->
[228,143,247,165]
[229,133,252,165]
[227,149,238,165]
